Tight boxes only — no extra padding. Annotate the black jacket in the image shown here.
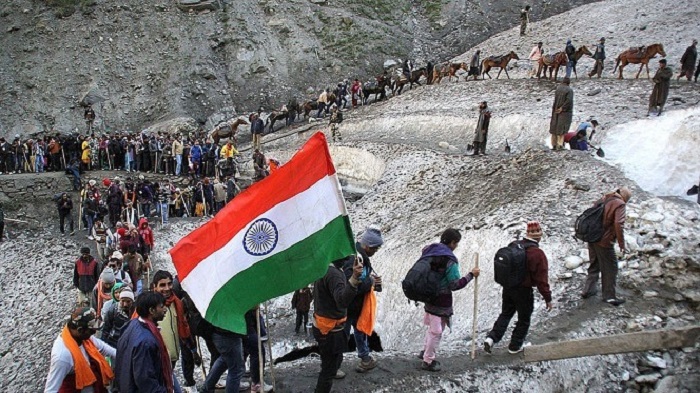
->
[313,259,358,321]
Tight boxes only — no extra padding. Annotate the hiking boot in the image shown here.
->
[239,381,250,391]
[334,369,346,379]
[417,350,424,360]
[605,298,626,306]
[183,378,196,387]
[581,290,598,299]
[70,231,75,236]
[484,337,494,354]
[421,360,441,372]
[355,356,377,373]
[508,344,524,354]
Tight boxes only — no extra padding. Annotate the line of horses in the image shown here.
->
[209,43,668,144]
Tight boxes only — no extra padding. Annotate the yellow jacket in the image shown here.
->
[220,144,238,158]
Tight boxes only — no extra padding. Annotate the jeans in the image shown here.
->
[203,332,244,393]
[175,154,182,176]
[124,153,132,171]
[344,315,370,360]
[85,212,95,236]
[316,102,326,118]
[35,155,44,172]
[140,203,151,218]
[487,286,534,349]
[313,327,347,393]
[160,202,169,223]
[565,60,574,78]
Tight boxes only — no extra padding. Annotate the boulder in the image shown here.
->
[79,82,107,106]
[143,117,199,137]
[634,372,661,384]
[384,59,399,69]
[177,0,219,12]
[642,212,664,222]
[564,255,583,270]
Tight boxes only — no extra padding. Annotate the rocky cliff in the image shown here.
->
[0,0,597,135]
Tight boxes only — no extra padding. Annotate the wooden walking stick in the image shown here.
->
[471,252,479,360]
[264,302,276,390]
[256,307,265,392]
[196,336,207,379]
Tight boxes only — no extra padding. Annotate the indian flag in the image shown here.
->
[169,132,355,334]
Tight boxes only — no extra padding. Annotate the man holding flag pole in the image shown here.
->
[169,132,357,392]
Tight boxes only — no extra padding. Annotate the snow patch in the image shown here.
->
[602,107,700,200]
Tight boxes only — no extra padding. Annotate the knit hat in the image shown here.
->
[119,287,135,301]
[100,268,116,284]
[80,247,91,255]
[69,306,103,329]
[526,221,543,239]
[88,179,96,186]
[360,226,384,248]
[117,227,127,237]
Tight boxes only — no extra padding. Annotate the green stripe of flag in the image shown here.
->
[205,215,355,334]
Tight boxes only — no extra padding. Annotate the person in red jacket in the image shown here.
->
[484,221,552,354]
[138,217,154,257]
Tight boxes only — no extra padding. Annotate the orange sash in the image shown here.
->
[60,326,114,389]
[314,314,347,335]
[356,287,376,336]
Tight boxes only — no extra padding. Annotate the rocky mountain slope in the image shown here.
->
[1,0,699,392]
[0,0,598,135]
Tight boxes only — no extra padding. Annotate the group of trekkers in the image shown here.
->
[310,180,631,393]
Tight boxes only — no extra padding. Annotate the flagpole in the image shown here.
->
[471,252,479,360]
[264,302,276,391]
[256,306,265,391]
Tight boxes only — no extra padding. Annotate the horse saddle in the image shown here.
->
[542,55,556,65]
[487,55,504,63]
[365,81,378,89]
[627,47,646,58]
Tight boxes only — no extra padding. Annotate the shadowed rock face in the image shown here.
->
[0,0,597,136]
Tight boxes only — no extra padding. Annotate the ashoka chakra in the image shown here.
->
[243,218,279,256]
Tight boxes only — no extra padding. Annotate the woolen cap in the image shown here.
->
[360,226,384,248]
[100,268,116,284]
[69,307,103,329]
[526,221,543,238]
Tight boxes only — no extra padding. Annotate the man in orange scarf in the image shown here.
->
[45,307,115,393]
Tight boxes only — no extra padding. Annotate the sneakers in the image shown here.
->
[250,382,273,392]
[421,360,441,372]
[69,231,75,236]
[605,298,626,306]
[484,337,494,354]
[508,344,524,354]
[87,236,94,240]
[239,381,251,391]
[334,370,346,379]
[355,356,377,373]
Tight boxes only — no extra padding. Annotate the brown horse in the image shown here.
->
[433,62,467,83]
[538,46,593,80]
[613,43,666,79]
[210,118,249,145]
[481,51,520,79]
[303,93,337,118]
[392,68,427,95]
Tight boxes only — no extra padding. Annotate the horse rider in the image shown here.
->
[402,59,414,80]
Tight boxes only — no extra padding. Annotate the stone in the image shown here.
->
[564,255,583,270]
[682,290,700,302]
[643,291,658,298]
[645,356,667,369]
[79,82,106,106]
[438,141,449,149]
[641,212,664,222]
[654,376,678,393]
[384,59,399,69]
[634,373,661,384]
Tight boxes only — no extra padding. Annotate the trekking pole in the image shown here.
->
[471,252,479,360]
[256,307,265,392]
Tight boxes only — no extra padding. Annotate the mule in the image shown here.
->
[210,118,249,145]
[362,76,390,104]
[612,43,666,79]
[433,62,467,83]
[538,46,593,80]
[392,67,427,95]
[481,51,520,79]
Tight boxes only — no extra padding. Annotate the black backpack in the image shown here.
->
[402,255,450,303]
[494,241,532,288]
[574,199,612,243]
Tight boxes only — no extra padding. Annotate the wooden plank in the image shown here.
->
[524,326,700,363]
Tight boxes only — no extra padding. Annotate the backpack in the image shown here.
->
[494,241,532,288]
[402,256,450,303]
[574,198,612,243]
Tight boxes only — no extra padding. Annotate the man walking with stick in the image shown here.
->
[484,221,552,354]
[418,228,479,371]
